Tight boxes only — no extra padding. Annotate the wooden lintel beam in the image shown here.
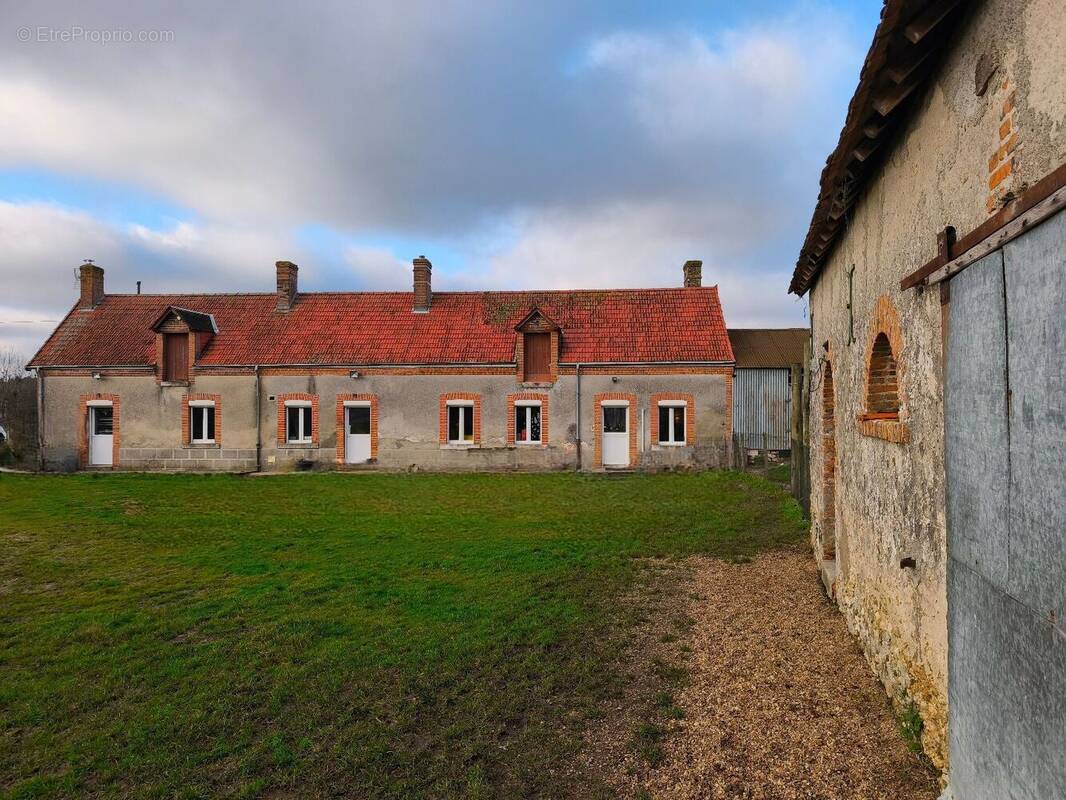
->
[904,0,962,44]
[901,161,1066,290]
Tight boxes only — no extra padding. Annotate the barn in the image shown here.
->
[727,328,807,452]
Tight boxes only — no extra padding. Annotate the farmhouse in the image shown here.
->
[791,0,1066,794]
[28,258,735,473]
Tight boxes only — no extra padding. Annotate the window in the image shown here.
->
[603,406,627,433]
[515,402,542,444]
[658,402,686,445]
[286,402,313,444]
[523,332,551,381]
[162,333,188,382]
[448,403,475,443]
[866,332,900,418]
[93,406,114,435]
[190,402,215,444]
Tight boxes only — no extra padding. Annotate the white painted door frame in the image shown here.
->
[87,402,114,466]
[344,402,372,463]
[601,400,630,467]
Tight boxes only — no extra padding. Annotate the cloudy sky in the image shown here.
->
[0,1,879,360]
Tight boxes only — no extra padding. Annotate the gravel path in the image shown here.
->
[582,548,940,799]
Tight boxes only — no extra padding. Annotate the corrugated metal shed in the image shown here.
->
[733,368,792,450]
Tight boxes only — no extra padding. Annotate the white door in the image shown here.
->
[88,405,114,466]
[601,403,630,467]
[345,405,371,463]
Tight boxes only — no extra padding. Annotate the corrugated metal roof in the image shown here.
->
[30,287,735,368]
[727,328,808,368]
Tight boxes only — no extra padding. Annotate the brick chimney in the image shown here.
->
[276,261,298,311]
[78,262,105,309]
[683,259,702,288]
[413,255,432,312]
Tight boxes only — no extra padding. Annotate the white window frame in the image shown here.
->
[514,400,542,445]
[189,400,216,444]
[285,400,313,445]
[657,400,687,446]
[446,399,475,445]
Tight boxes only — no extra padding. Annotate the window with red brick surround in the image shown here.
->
[859,295,909,443]
[78,393,120,468]
[277,393,319,447]
[507,392,549,446]
[650,392,695,446]
[182,393,221,446]
[335,394,378,463]
[592,392,638,467]
[439,393,481,445]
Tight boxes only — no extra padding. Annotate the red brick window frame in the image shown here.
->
[335,394,379,464]
[650,392,696,446]
[592,392,638,468]
[182,393,221,447]
[858,295,910,443]
[78,393,120,468]
[277,393,319,447]
[507,392,549,447]
[439,393,481,445]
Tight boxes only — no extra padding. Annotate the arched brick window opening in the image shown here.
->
[866,332,900,418]
[822,361,836,561]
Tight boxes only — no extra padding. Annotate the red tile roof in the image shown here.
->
[29,287,734,367]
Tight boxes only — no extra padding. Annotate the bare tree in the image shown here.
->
[0,346,37,465]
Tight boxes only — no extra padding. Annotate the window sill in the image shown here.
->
[519,380,554,388]
[279,443,317,450]
[160,381,189,387]
[655,442,688,448]
[514,441,545,447]
[857,417,910,443]
[185,442,219,449]
[441,443,480,449]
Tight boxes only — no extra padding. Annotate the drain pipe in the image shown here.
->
[254,365,262,472]
[575,362,582,471]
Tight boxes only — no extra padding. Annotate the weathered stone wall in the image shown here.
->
[806,0,1066,771]
[39,369,731,472]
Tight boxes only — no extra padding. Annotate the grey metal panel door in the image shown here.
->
[733,368,791,450]
[945,209,1066,800]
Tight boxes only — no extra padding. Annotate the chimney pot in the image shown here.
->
[78,262,105,309]
[683,259,703,288]
[413,255,432,312]
[276,261,298,311]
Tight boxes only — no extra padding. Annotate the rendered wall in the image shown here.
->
[39,369,730,473]
[805,0,1066,771]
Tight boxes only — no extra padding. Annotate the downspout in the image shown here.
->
[254,365,262,472]
[35,368,44,471]
[575,362,582,471]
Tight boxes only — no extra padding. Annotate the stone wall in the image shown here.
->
[806,0,1066,771]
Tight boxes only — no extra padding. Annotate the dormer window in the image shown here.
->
[514,307,560,385]
[150,306,218,386]
[163,333,188,382]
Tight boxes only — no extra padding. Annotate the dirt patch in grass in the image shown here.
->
[580,547,940,799]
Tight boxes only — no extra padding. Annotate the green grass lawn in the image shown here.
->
[0,471,804,799]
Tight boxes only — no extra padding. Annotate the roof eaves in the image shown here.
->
[789,0,970,297]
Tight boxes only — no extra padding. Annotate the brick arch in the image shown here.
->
[859,295,909,443]
[822,355,836,560]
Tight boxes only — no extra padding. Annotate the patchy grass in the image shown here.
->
[0,471,804,799]
[897,697,926,754]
